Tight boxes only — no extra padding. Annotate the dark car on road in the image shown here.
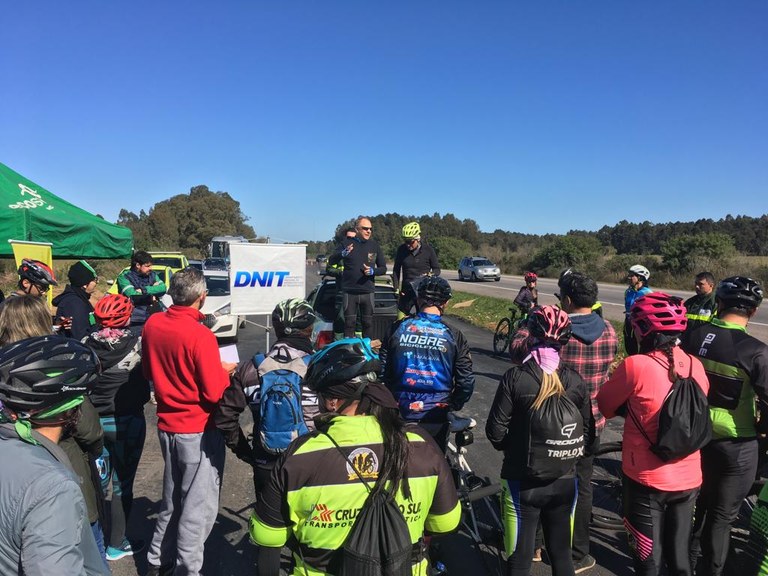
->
[315,254,328,264]
[306,275,398,348]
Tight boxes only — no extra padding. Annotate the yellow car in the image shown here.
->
[148,252,189,274]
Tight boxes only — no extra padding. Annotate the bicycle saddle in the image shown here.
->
[448,413,476,433]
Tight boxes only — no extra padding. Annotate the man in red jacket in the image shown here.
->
[141,267,237,576]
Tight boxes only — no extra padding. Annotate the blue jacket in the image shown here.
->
[380,312,475,423]
[624,286,652,316]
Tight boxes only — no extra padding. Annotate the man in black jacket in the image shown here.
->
[328,216,387,338]
[392,221,441,317]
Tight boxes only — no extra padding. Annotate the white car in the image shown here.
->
[458,256,501,282]
[201,271,241,340]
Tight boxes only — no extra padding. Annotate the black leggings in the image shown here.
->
[623,475,698,576]
[343,292,374,338]
[691,438,759,576]
[254,463,282,576]
[501,477,577,576]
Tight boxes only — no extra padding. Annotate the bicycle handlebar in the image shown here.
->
[465,483,502,502]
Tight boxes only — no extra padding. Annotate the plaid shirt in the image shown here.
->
[510,317,618,434]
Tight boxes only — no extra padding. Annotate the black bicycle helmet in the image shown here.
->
[416,276,452,305]
[716,276,764,310]
[0,335,100,415]
[272,298,316,335]
[18,259,58,287]
[557,268,573,288]
[304,338,380,393]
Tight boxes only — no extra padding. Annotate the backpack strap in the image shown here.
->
[294,433,374,576]
[252,353,266,369]
[627,400,655,449]
[322,432,374,493]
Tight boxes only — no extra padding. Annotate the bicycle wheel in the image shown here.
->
[591,441,625,531]
[462,479,505,574]
[493,318,512,355]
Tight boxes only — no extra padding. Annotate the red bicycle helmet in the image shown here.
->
[524,271,538,283]
[630,293,687,339]
[18,259,58,287]
[528,305,572,347]
[94,294,134,328]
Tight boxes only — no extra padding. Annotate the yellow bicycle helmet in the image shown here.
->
[401,222,421,240]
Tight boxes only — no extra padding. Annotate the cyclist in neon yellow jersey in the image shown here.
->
[682,276,768,576]
[249,338,460,576]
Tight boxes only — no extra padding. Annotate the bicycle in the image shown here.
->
[441,414,505,575]
[590,441,624,530]
[492,306,526,355]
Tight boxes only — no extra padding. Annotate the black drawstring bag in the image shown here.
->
[322,433,414,576]
[628,353,712,462]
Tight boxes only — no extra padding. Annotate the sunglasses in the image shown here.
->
[359,226,372,231]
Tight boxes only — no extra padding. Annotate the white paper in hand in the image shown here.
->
[219,344,240,364]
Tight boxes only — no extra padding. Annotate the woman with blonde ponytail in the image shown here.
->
[487,305,589,576]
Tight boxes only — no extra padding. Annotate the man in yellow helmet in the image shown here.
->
[393,221,441,317]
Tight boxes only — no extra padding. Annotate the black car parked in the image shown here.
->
[306,275,398,348]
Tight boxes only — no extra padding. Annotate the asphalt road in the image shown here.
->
[449,273,768,344]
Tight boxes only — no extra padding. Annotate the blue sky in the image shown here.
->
[2,1,766,243]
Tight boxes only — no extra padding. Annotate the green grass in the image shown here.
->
[445,290,515,332]
[445,290,628,359]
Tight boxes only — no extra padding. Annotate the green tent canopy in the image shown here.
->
[0,162,133,259]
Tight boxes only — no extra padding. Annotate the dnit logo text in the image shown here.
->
[233,271,290,287]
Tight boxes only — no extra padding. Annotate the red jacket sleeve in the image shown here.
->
[194,328,231,405]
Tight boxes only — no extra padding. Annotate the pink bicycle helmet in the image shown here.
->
[630,293,687,338]
[524,271,538,283]
[529,305,572,347]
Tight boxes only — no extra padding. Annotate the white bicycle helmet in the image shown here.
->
[628,265,650,281]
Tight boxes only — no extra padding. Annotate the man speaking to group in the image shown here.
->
[328,216,387,339]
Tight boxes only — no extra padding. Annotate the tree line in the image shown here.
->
[114,185,766,288]
[304,213,767,288]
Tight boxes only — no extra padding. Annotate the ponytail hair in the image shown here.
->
[369,403,411,500]
[640,331,682,383]
[532,369,565,410]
